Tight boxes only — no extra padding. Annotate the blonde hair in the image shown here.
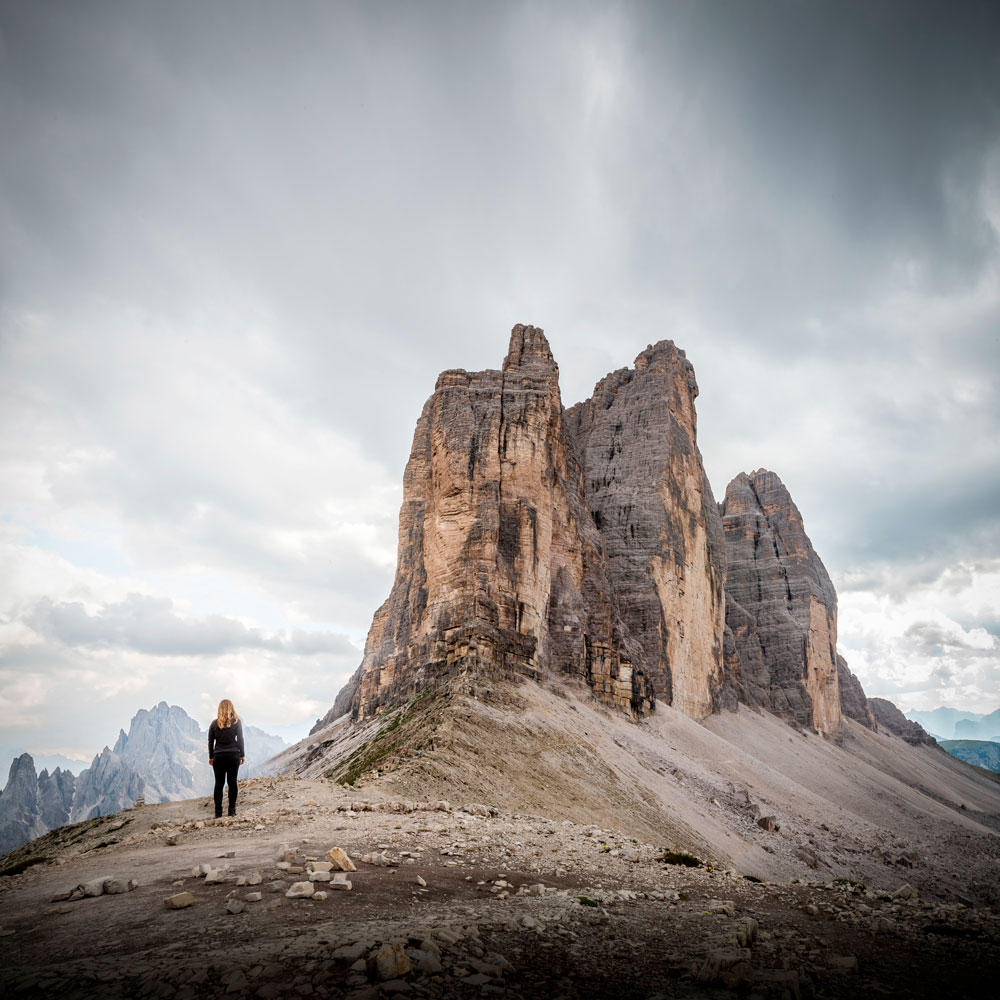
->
[217,699,239,728]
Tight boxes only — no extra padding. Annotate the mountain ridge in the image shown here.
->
[0,703,287,855]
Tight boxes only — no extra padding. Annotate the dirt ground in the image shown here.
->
[2,772,999,1000]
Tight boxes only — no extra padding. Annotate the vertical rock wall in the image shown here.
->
[317,326,870,737]
[720,470,842,732]
[836,655,877,731]
[566,342,727,719]
[328,326,654,724]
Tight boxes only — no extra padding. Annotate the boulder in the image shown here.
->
[325,847,357,872]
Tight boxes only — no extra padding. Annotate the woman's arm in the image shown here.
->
[208,722,215,761]
[237,720,245,760]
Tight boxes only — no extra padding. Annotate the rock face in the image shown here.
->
[324,326,655,724]
[70,746,146,822]
[565,342,726,719]
[836,656,877,731]
[869,698,936,746]
[720,470,841,733]
[0,755,49,854]
[316,327,876,738]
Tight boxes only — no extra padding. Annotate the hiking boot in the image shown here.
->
[227,807,236,817]
[214,808,222,819]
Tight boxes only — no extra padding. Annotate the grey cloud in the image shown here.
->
[1,0,998,733]
[903,621,991,656]
[27,595,357,658]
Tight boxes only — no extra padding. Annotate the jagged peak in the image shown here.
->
[633,339,684,368]
[502,324,556,373]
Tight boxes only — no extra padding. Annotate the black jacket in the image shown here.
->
[208,719,245,759]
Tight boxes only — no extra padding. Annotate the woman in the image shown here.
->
[208,699,245,818]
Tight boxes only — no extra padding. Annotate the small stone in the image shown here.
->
[166,834,182,846]
[313,891,328,901]
[226,899,245,914]
[309,871,332,882]
[757,816,778,832]
[375,943,412,980]
[705,900,736,918]
[165,892,195,909]
[310,861,334,873]
[892,884,916,901]
[277,844,296,862]
[331,874,353,890]
[102,878,135,894]
[461,974,492,986]
[416,876,427,887]
[379,982,411,995]
[805,904,819,916]
[204,869,227,885]
[247,872,262,886]
[332,942,367,961]
[326,847,358,872]
[412,950,442,974]
[82,878,110,897]
[246,892,263,902]
[286,882,315,898]
[224,970,248,992]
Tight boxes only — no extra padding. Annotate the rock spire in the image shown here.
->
[720,469,842,732]
[324,325,655,724]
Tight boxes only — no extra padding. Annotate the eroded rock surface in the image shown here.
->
[720,470,841,732]
[322,326,655,725]
[565,341,726,719]
[837,655,877,731]
[870,698,936,745]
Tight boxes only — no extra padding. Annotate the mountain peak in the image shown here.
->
[502,324,555,373]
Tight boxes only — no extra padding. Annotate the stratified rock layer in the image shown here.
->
[720,470,841,733]
[566,342,726,719]
[870,698,936,746]
[325,326,655,725]
[836,655,877,731]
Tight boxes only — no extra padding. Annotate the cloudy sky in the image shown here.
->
[2,0,998,767]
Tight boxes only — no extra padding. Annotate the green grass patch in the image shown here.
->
[574,895,600,908]
[334,694,439,786]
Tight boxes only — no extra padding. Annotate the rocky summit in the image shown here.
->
[316,326,862,734]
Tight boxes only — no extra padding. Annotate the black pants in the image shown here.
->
[212,756,240,813]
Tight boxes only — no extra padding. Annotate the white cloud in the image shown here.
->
[836,560,1000,713]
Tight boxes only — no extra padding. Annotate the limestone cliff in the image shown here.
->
[565,342,727,719]
[720,470,841,733]
[837,655,877,731]
[870,698,937,746]
[321,326,655,726]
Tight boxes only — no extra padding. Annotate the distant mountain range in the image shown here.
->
[0,702,286,855]
[939,740,1000,774]
[904,707,1000,741]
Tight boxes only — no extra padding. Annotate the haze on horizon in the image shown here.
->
[1,0,998,762]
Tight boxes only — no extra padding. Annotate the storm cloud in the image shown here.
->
[1,0,998,755]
